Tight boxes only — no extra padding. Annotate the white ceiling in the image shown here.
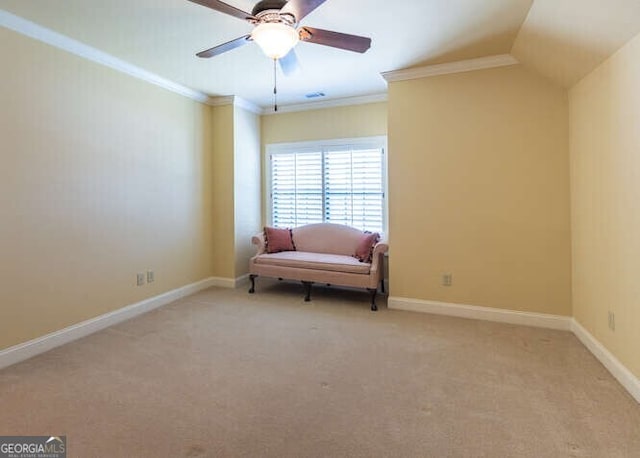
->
[1,0,640,108]
[0,0,533,107]
[512,0,640,88]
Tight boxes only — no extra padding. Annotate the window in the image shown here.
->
[268,137,386,233]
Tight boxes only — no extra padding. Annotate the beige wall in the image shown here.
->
[0,28,215,350]
[2,7,637,385]
[210,104,236,279]
[261,103,387,146]
[569,32,640,379]
[210,103,262,280]
[234,107,262,278]
[388,65,572,315]
[260,102,388,226]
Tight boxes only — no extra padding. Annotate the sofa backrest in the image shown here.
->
[292,223,364,256]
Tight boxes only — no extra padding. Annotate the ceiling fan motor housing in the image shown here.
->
[252,0,287,15]
[190,0,372,59]
[252,0,296,24]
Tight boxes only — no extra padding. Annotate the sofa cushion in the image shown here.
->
[292,223,366,256]
[264,226,295,253]
[354,232,380,263]
[254,251,371,274]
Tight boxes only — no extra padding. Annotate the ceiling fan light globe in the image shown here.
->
[251,22,299,59]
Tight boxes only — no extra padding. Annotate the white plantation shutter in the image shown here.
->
[271,151,323,227]
[269,138,386,233]
[324,148,384,232]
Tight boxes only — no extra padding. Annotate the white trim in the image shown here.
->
[266,135,388,151]
[265,136,388,232]
[571,319,640,404]
[0,9,209,104]
[234,274,251,288]
[233,97,262,115]
[209,274,251,289]
[0,277,218,370]
[381,54,519,82]
[208,276,237,288]
[1,10,389,114]
[387,296,571,331]
[208,96,236,107]
[208,95,262,115]
[387,296,639,404]
[263,93,388,115]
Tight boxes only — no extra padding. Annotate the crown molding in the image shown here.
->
[207,96,236,107]
[233,96,262,115]
[2,10,387,116]
[262,93,388,115]
[207,96,262,115]
[382,54,519,83]
[0,9,209,104]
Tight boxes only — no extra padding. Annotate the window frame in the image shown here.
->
[265,136,388,234]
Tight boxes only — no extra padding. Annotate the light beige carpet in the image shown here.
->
[1,281,639,457]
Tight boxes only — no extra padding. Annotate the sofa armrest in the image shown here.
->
[251,232,266,255]
[373,240,389,256]
[370,240,389,272]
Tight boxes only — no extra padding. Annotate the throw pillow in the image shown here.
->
[354,232,380,263]
[264,226,295,253]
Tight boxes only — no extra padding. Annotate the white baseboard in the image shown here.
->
[209,277,237,288]
[388,296,639,404]
[388,296,572,331]
[234,274,250,288]
[209,274,250,289]
[4,285,638,404]
[0,277,218,370]
[571,319,640,404]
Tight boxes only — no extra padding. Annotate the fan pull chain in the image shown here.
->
[273,58,278,112]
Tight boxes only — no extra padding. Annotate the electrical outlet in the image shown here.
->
[147,270,154,283]
[608,311,616,331]
[136,273,145,286]
[442,273,453,287]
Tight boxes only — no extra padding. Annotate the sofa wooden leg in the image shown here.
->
[302,281,313,302]
[248,274,257,294]
[368,288,378,311]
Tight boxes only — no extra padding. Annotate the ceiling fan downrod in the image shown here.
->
[188,0,372,107]
[273,58,278,112]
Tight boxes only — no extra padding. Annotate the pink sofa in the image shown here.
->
[248,223,389,310]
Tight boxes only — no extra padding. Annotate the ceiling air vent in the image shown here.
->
[305,92,326,99]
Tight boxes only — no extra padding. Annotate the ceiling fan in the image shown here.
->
[188,0,372,76]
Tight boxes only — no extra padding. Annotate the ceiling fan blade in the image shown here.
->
[187,0,255,21]
[280,0,328,21]
[299,27,371,53]
[196,35,252,58]
[279,49,301,76]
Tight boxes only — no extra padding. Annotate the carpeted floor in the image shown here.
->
[1,281,639,457]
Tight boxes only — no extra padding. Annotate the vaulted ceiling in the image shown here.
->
[512,0,640,88]
[1,0,640,108]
